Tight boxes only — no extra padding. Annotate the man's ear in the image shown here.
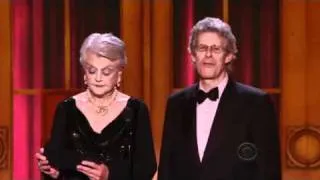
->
[188,48,196,63]
[187,47,192,54]
[118,70,123,77]
[191,56,196,64]
[225,53,234,64]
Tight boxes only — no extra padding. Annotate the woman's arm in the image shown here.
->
[44,101,83,171]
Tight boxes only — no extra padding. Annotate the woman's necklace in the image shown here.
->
[87,90,118,116]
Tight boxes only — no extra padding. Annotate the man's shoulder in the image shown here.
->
[234,81,267,97]
[168,84,197,100]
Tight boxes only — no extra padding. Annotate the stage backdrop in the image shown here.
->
[7,0,320,180]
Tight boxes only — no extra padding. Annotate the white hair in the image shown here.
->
[79,33,127,66]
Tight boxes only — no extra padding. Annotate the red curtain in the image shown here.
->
[13,0,65,179]
[12,0,44,179]
[173,0,225,87]
[259,0,279,88]
[70,0,120,88]
[12,0,120,179]
[43,0,65,88]
[229,0,255,85]
[173,0,195,87]
[229,0,279,88]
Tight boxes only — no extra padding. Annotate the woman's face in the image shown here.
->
[83,51,122,97]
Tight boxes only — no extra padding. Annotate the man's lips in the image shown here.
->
[203,62,215,66]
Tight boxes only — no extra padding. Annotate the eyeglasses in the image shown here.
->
[195,44,226,54]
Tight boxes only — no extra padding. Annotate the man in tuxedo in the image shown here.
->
[158,17,281,180]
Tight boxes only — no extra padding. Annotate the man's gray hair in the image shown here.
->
[189,17,238,56]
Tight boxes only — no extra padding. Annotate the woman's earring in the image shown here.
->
[84,76,87,86]
[116,71,122,89]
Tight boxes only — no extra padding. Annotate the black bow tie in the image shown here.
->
[197,87,219,104]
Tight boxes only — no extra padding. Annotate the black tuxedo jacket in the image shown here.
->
[158,79,281,180]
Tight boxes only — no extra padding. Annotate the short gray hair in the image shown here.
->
[189,17,238,56]
[80,33,127,66]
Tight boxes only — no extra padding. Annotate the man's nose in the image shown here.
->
[205,48,213,57]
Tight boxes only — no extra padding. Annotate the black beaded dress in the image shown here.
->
[43,97,156,180]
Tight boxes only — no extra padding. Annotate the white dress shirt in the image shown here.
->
[196,76,228,161]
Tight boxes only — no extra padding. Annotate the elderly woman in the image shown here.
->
[35,33,157,180]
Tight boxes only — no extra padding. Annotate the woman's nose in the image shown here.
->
[95,72,102,82]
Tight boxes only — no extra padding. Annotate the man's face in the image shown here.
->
[192,32,232,80]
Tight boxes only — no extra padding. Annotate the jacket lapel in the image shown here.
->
[181,84,202,166]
